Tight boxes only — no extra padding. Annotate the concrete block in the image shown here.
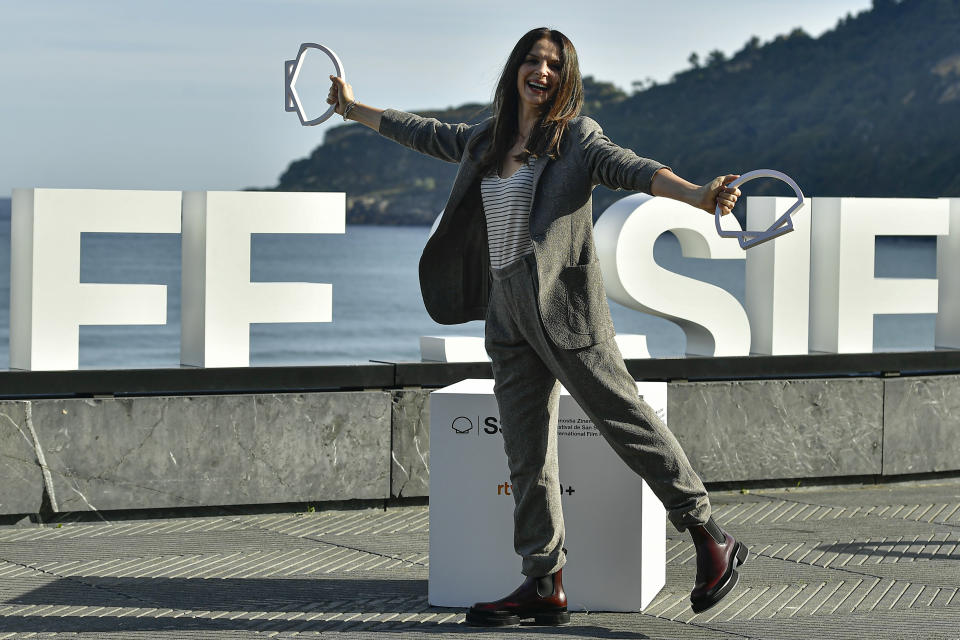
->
[31,392,391,512]
[390,389,430,497]
[0,401,44,515]
[883,374,960,475]
[668,378,883,482]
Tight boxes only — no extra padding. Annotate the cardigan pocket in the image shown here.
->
[560,261,614,336]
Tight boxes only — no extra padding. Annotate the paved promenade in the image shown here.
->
[1,477,959,639]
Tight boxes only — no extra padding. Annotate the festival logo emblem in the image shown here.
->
[451,416,473,435]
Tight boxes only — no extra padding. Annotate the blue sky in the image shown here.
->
[0,0,872,196]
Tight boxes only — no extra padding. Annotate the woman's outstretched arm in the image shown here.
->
[580,118,740,214]
[327,76,478,163]
[652,168,740,216]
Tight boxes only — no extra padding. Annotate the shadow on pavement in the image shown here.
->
[1,576,650,637]
[0,614,650,637]
[816,539,960,562]
[8,576,427,609]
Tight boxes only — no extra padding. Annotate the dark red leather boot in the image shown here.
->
[465,568,570,626]
[689,517,749,613]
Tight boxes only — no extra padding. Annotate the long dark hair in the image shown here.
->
[478,28,584,175]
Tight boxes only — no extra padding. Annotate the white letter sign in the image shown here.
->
[936,198,960,349]
[10,188,181,371]
[594,194,750,356]
[745,196,812,355]
[180,191,345,367]
[809,198,949,353]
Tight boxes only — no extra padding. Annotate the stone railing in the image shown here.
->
[2,351,959,517]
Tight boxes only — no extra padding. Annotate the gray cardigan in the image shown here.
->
[378,108,667,350]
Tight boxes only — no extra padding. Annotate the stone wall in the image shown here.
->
[0,402,44,514]
[882,375,960,475]
[390,389,430,498]
[668,378,884,482]
[2,374,958,515]
[2,392,393,514]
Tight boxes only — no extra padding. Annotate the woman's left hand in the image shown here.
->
[696,174,741,215]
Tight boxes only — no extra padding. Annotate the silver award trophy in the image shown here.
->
[285,43,345,126]
[715,169,805,249]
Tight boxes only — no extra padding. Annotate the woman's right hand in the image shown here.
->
[325,77,384,130]
[327,75,355,116]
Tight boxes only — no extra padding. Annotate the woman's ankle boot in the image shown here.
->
[688,517,749,613]
[465,568,570,627]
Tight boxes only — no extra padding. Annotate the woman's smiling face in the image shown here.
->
[516,37,561,114]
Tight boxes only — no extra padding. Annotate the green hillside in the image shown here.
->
[271,0,960,225]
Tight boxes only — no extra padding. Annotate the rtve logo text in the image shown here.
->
[497,482,576,497]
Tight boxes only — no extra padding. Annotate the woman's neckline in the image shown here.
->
[495,158,534,180]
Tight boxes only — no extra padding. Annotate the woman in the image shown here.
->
[327,27,747,626]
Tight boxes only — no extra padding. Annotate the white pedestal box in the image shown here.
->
[429,378,667,612]
[420,336,488,362]
[420,334,651,362]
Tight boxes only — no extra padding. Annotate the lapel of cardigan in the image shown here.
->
[531,154,549,192]
[435,125,492,239]
[527,154,550,237]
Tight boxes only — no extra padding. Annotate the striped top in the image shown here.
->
[480,160,535,270]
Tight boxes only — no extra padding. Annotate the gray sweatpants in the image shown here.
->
[484,254,711,577]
